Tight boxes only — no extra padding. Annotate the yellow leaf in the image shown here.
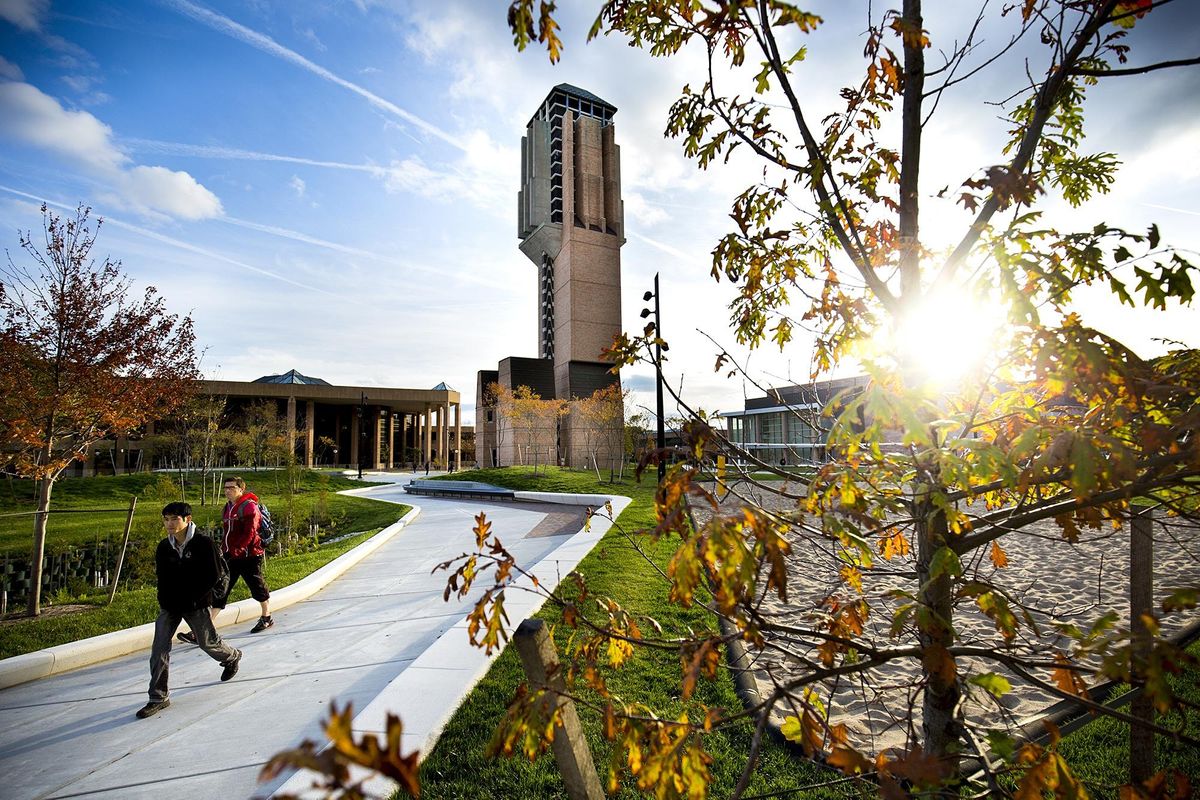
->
[840,565,863,592]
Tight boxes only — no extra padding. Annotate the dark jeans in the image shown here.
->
[148,607,239,702]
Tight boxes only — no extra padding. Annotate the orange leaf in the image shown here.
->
[990,540,1009,568]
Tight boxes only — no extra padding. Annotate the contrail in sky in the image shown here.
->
[1142,202,1200,218]
[0,184,334,295]
[629,230,691,261]
[123,138,389,176]
[160,0,467,152]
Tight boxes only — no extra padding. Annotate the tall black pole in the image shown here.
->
[654,272,665,484]
[357,393,366,480]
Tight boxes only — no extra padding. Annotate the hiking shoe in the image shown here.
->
[250,615,274,633]
[136,699,170,718]
[177,630,196,645]
[220,651,242,682]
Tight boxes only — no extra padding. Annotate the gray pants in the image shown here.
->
[148,607,239,702]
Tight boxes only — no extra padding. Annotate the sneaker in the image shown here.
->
[177,630,196,644]
[220,651,242,682]
[250,615,274,633]
[136,699,170,718]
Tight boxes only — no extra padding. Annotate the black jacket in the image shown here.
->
[155,527,223,614]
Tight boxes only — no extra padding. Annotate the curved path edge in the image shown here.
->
[0,506,423,691]
[271,492,633,799]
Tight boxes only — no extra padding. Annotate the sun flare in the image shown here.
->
[872,288,1008,390]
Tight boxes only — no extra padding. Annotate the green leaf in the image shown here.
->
[929,546,963,581]
[970,672,1012,699]
[754,62,771,94]
[987,730,1017,762]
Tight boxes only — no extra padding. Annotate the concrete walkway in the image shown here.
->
[0,474,627,799]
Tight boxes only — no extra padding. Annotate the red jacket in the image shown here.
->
[222,492,264,558]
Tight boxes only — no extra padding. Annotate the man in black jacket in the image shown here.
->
[137,501,242,719]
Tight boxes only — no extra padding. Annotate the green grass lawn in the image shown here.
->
[0,526,400,659]
[0,469,393,556]
[1054,640,1200,798]
[416,467,857,800]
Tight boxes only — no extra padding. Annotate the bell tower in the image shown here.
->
[517,83,624,401]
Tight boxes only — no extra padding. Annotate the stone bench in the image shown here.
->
[403,480,515,501]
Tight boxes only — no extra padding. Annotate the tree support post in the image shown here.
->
[513,618,604,800]
[108,496,138,605]
[1130,506,1154,785]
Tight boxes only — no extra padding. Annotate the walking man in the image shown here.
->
[178,476,273,643]
[138,502,241,719]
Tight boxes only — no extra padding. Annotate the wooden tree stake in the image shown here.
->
[107,496,138,605]
[513,618,604,800]
[1130,506,1154,785]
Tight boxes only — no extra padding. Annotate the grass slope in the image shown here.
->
[0,469,396,555]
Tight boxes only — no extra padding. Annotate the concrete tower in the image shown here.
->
[475,85,625,469]
[517,84,624,401]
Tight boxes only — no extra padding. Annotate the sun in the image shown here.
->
[872,287,1009,391]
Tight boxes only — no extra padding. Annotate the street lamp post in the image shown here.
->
[641,273,666,484]
[357,393,368,479]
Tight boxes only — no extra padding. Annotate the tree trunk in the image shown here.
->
[27,476,54,616]
[915,494,962,778]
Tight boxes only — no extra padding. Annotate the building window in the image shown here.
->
[759,414,782,444]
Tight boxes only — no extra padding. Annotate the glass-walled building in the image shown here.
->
[720,375,869,466]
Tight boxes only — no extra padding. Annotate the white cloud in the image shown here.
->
[0,81,222,220]
[0,0,48,31]
[625,191,670,228]
[0,80,126,170]
[117,166,223,220]
[289,174,306,196]
[0,55,23,80]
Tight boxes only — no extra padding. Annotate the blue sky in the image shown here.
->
[1,0,1198,424]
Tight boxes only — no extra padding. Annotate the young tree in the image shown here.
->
[450,1,1199,795]
[164,393,227,504]
[0,204,199,616]
[496,384,561,469]
[243,399,283,470]
[572,383,627,477]
[487,381,513,467]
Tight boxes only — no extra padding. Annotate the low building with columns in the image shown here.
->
[74,370,467,475]
[202,371,465,470]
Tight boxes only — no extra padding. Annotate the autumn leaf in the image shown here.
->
[990,540,1009,568]
[878,528,911,560]
[1052,652,1091,700]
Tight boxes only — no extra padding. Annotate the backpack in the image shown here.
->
[256,502,275,547]
[212,542,231,600]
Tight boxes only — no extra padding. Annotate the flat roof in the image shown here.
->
[199,379,459,413]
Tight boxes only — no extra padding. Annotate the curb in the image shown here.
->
[270,492,633,799]
[0,506,421,691]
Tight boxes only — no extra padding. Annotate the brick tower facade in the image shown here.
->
[477,84,625,468]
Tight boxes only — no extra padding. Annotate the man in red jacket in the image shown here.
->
[178,476,273,642]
